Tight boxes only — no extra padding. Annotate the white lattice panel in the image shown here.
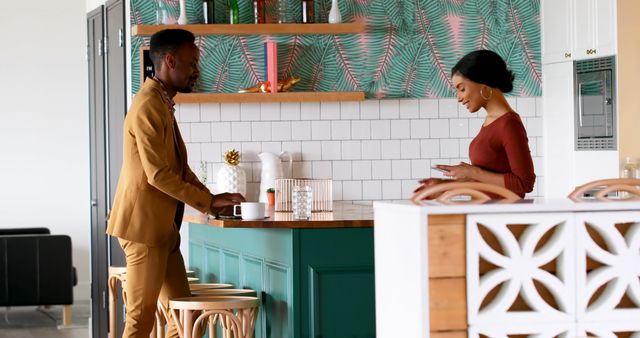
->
[469,322,575,338]
[577,321,640,338]
[575,211,640,323]
[467,213,575,329]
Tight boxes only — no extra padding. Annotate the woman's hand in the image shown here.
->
[434,162,478,181]
[413,178,448,199]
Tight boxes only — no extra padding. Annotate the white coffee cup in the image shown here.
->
[233,202,265,220]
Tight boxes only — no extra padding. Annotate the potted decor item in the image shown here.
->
[266,188,275,206]
[216,148,247,196]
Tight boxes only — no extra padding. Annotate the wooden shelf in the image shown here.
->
[132,23,365,36]
[174,91,364,103]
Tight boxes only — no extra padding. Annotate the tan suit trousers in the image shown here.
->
[118,227,190,338]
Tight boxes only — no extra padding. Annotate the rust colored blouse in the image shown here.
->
[469,112,536,197]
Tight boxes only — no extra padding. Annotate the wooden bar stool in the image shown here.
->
[108,266,128,338]
[568,178,640,201]
[189,283,233,291]
[168,296,260,338]
[154,288,253,338]
[411,181,520,205]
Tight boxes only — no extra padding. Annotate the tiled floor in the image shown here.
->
[0,301,89,338]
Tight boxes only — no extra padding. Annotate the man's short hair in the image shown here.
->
[149,29,196,70]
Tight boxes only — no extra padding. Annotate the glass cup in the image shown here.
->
[292,185,312,220]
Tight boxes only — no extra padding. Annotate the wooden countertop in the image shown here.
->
[184,202,373,228]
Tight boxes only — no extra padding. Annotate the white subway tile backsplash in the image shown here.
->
[362,180,381,200]
[401,140,420,159]
[179,104,200,122]
[381,140,401,159]
[321,102,340,120]
[382,180,402,199]
[260,103,281,120]
[311,121,331,140]
[191,122,212,142]
[343,181,362,200]
[201,104,221,122]
[321,141,342,160]
[430,119,450,138]
[280,102,301,120]
[372,160,392,179]
[410,120,429,139]
[380,99,400,119]
[360,100,380,119]
[301,102,321,120]
[390,120,410,139]
[399,99,420,119]
[250,121,271,141]
[240,102,261,121]
[332,181,343,200]
[371,120,390,139]
[392,160,411,179]
[240,142,261,162]
[185,143,202,161]
[211,122,232,142]
[202,143,222,162]
[331,120,351,140]
[332,161,352,180]
[420,139,440,158]
[342,141,361,160]
[419,99,439,119]
[340,101,360,120]
[535,97,543,117]
[184,96,544,201]
[525,117,543,137]
[361,140,381,159]
[281,141,301,161]
[271,122,292,141]
[301,141,322,160]
[439,99,458,118]
[351,120,371,140]
[313,161,332,178]
[517,97,536,117]
[440,139,460,158]
[449,119,469,138]
[411,159,429,179]
[178,123,191,142]
[292,161,312,178]
[352,160,372,180]
[220,103,241,121]
[291,121,311,140]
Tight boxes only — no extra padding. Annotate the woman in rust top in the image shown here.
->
[416,50,536,198]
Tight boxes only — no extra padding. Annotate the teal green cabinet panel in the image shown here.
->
[188,223,375,338]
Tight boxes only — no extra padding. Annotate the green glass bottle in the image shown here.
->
[229,0,239,24]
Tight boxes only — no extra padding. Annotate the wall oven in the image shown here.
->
[574,56,616,151]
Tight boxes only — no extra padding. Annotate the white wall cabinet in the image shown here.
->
[542,0,616,63]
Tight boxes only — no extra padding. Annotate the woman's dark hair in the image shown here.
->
[451,50,515,93]
[150,29,196,69]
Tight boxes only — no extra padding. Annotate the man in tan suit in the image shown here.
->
[106,29,244,338]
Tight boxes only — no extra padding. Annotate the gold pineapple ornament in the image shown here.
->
[216,148,247,196]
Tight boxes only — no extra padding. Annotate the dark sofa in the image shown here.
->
[0,227,77,326]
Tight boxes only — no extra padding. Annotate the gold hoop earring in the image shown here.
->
[480,86,493,100]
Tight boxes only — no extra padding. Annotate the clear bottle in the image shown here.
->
[277,0,289,23]
[621,156,638,179]
[229,0,239,24]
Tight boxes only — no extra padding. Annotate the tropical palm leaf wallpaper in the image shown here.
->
[131,0,541,98]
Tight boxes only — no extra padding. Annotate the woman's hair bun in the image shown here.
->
[451,50,514,93]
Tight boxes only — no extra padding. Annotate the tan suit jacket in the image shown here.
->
[107,79,212,246]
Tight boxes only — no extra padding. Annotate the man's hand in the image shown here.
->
[210,192,246,216]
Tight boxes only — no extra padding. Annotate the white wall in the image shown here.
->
[0,0,90,300]
[179,97,544,204]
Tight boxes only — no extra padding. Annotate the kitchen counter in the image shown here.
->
[183,202,373,228]
[184,202,375,338]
